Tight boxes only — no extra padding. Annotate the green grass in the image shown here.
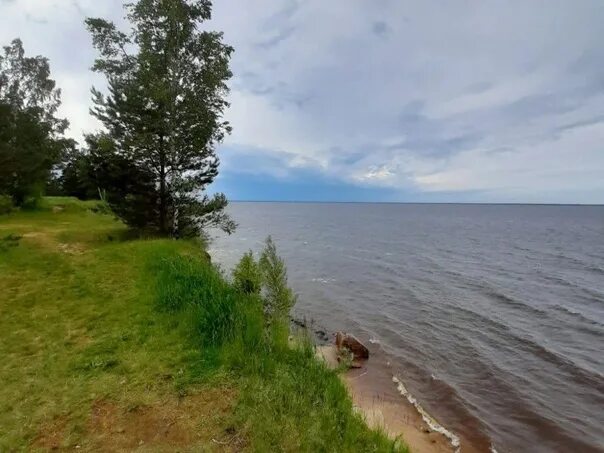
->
[0,197,407,452]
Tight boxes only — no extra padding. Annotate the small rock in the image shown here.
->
[291,317,307,328]
[315,329,329,342]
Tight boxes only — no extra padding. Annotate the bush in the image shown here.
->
[20,196,41,210]
[259,236,297,320]
[233,250,262,295]
[0,233,21,253]
[155,253,265,348]
[150,247,405,452]
[232,237,298,323]
[0,195,13,215]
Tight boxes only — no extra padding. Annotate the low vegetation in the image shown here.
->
[0,198,406,452]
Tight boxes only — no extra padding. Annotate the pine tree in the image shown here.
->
[86,0,235,237]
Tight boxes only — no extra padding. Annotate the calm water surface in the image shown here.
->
[209,203,604,452]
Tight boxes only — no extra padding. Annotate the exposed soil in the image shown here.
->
[33,415,69,451]
[33,387,243,452]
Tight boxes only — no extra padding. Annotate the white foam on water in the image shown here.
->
[489,445,499,453]
[392,376,461,453]
[310,277,336,283]
[369,338,380,344]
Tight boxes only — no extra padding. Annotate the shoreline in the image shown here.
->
[317,344,483,453]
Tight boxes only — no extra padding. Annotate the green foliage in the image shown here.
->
[232,250,262,295]
[0,39,74,206]
[155,252,265,349]
[85,0,236,237]
[232,238,297,324]
[259,236,297,319]
[152,249,405,452]
[52,146,96,200]
[0,233,21,253]
[0,195,13,214]
[0,202,208,450]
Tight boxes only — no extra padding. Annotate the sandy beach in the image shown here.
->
[317,345,482,453]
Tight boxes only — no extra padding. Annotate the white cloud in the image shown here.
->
[1,0,603,202]
[414,121,604,201]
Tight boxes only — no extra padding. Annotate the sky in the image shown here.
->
[1,0,603,204]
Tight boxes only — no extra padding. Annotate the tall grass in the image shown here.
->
[153,250,407,452]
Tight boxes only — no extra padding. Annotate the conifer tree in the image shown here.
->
[86,0,235,237]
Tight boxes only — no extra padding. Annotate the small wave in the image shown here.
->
[485,289,547,317]
[450,305,604,390]
[585,264,604,275]
[369,338,380,344]
[311,277,336,283]
[539,272,580,289]
[392,376,461,453]
[552,304,603,328]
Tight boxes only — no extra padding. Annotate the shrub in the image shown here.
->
[0,234,21,253]
[20,196,41,210]
[149,245,405,452]
[233,251,262,295]
[155,253,265,348]
[259,236,297,320]
[0,195,13,215]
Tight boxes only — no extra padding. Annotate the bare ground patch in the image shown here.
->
[85,387,242,451]
[32,415,69,451]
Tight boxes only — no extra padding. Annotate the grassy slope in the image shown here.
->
[0,198,407,452]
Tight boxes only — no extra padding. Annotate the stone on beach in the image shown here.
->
[335,331,369,360]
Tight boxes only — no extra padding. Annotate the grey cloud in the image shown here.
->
[253,0,300,49]
[262,0,300,26]
[71,0,86,17]
[503,93,578,121]
[254,25,296,49]
[554,116,604,134]
[372,21,388,37]
[2,0,603,202]
[464,81,493,94]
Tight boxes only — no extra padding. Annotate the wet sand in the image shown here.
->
[317,346,482,453]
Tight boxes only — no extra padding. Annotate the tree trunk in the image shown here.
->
[159,133,167,235]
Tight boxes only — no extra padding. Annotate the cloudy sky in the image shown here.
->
[1,0,603,203]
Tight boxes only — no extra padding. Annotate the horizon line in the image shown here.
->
[229,200,604,207]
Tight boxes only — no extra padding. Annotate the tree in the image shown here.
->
[232,238,297,323]
[259,236,297,319]
[0,39,72,205]
[85,0,236,237]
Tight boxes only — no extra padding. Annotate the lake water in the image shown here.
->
[208,202,604,452]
